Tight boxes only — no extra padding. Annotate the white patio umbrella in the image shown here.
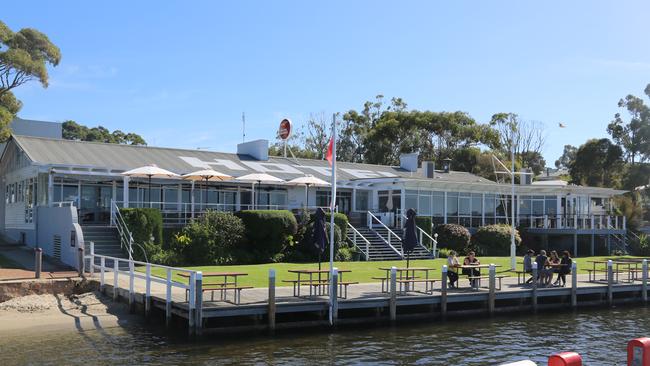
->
[182,169,233,210]
[286,175,330,209]
[122,164,180,207]
[235,173,285,209]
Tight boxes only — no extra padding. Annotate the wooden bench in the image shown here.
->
[586,269,627,282]
[467,275,505,290]
[515,270,533,285]
[396,278,439,294]
[282,279,358,298]
[372,276,422,293]
[185,283,252,304]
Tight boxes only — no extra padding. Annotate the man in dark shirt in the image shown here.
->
[535,250,548,282]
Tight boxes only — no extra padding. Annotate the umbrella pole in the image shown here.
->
[148,175,152,208]
[407,251,410,269]
[204,177,207,212]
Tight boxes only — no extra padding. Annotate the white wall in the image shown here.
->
[37,206,85,269]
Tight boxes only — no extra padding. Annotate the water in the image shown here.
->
[1,306,649,365]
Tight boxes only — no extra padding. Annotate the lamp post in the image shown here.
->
[510,135,516,271]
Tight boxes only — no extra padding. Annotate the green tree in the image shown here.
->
[62,120,147,145]
[0,20,61,141]
[554,144,577,169]
[569,138,624,187]
[607,83,650,165]
[518,150,546,175]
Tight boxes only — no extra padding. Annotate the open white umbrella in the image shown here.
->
[122,164,179,207]
[235,173,284,209]
[286,175,330,209]
[182,169,233,210]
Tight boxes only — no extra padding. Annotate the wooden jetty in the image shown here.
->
[83,247,650,336]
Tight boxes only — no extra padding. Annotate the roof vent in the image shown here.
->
[423,161,435,178]
[399,153,418,172]
[442,158,452,173]
[520,168,533,185]
[237,139,269,161]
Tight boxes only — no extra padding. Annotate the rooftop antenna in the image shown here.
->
[242,112,246,143]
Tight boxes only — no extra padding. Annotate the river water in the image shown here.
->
[1,306,649,365]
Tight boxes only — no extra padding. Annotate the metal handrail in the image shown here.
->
[367,211,403,258]
[111,199,134,260]
[346,223,370,260]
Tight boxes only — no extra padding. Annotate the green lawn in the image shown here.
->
[146,256,642,288]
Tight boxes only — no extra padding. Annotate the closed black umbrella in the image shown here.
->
[313,208,328,271]
[402,208,419,268]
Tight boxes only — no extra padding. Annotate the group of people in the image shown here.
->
[445,248,573,289]
[523,249,573,287]
[446,250,480,288]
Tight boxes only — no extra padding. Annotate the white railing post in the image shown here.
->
[573,215,578,229]
[544,215,548,229]
[145,263,151,318]
[607,216,611,229]
[100,256,105,292]
[113,259,119,301]
[89,242,95,277]
[623,216,626,230]
[615,216,619,229]
[165,268,172,327]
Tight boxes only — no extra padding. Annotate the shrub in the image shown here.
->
[629,233,650,256]
[120,208,163,261]
[235,210,298,263]
[471,224,522,256]
[325,212,349,238]
[438,247,453,259]
[170,210,244,265]
[434,224,471,252]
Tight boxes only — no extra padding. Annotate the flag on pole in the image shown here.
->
[326,137,334,166]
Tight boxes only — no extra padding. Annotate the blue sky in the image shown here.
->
[3,1,650,163]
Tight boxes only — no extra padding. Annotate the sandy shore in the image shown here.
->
[0,291,142,335]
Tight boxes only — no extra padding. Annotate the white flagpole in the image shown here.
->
[329,113,337,325]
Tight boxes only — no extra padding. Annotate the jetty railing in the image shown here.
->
[346,222,370,260]
[84,242,203,335]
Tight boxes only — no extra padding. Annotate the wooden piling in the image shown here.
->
[77,247,85,278]
[571,262,577,308]
[531,262,538,313]
[643,260,648,303]
[268,269,276,333]
[389,267,397,322]
[34,248,42,279]
[607,260,613,306]
[99,256,105,293]
[113,259,119,301]
[331,269,338,325]
[145,263,151,319]
[441,265,448,320]
[188,272,196,336]
[488,264,496,315]
[129,260,135,313]
[195,272,203,336]
[165,268,172,328]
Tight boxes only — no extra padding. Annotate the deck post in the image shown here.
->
[99,256,105,293]
[145,263,151,319]
[89,242,95,277]
[195,271,203,336]
[188,272,196,336]
[607,260,613,306]
[389,266,397,322]
[573,233,578,258]
[165,268,172,327]
[331,268,338,325]
[128,260,135,313]
[113,259,119,301]
[488,264,496,315]
[590,234,595,257]
[441,265,448,320]
[571,262,577,308]
[268,269,276,333]
[531,262,538,313]
[643,260,648,303]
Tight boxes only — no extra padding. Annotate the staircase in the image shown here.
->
[347,226,434,261]
[81,226,130,261]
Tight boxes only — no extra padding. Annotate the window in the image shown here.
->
[484,194,496,217]
[356,190,369,211]
[458,193,470,216]
[418,194,432,215]
[446,192,458,217]
[432,192,444,217]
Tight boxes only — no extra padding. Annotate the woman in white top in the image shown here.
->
[447,251,460,288]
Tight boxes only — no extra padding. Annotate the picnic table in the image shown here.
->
[459,264,503,290]
[179,271,251,304]
[586,260,638,283]
[375,267,438,294]
[284,269,356,298]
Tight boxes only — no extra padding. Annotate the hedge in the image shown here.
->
[325,212,349,239]
[470,224,522,256]
[434,223,471,253]
[120,208,163,261]
[170,210,245,265]
[235,210,298,263]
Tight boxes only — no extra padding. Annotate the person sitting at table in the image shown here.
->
[546,250,561,286]
[554,250,572,287]
[535,250,548,284]
[523,249,535,284]
[447,250,460,288]
[462,251,481,287]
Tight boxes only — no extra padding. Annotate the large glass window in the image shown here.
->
[419,194,432,215]
[432,192,444,217]
[356,190,370,211]
[458,193,470,216]
[446,192,458,218]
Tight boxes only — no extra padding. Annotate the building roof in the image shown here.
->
[10,135,493,184]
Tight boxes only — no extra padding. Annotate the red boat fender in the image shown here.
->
[628,338,650,366]
[548,352,582,366]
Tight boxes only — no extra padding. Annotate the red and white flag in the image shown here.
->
[325,137,334,166]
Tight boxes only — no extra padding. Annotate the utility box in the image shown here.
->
[628,338,650,366]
